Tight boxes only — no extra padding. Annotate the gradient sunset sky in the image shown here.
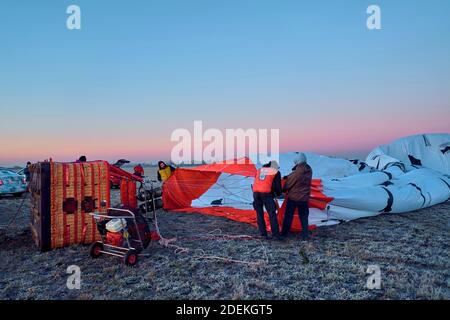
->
[1,0,449,166]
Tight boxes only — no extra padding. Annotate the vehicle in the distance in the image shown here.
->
[15,167,27,179]
[0,168,27,197]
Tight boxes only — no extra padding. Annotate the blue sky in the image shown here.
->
[1,0,449,165]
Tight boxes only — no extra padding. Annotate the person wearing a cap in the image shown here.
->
[133,164,145,177]
[281,153,313,241]
[252,160,283,240]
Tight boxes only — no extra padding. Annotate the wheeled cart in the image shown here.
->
[89,207,151,266]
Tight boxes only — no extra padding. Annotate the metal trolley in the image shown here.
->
[88,207,151,266]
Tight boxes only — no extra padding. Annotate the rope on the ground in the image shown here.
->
[153,210,268,266]
[0,192,29,230]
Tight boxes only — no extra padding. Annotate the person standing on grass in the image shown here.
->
[281,153,312,241]
[133,164,144,177]
[252,160,283,240]
[157,161,176,182]
[23,161,31,183]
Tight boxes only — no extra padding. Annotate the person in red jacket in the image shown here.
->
[133,164,144,177]
[252,160,282,240]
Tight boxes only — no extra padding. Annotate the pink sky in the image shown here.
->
[1,122,448,166]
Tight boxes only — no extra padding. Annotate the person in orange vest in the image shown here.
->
[157,161,176,182]
[252,160,283,240]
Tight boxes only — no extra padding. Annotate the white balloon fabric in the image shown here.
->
[189,133,450,227]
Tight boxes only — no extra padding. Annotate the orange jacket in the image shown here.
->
[252,167,278,193]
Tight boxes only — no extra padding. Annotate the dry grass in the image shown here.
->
[0,189,449,300]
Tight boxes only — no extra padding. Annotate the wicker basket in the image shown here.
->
[29,161,110,251]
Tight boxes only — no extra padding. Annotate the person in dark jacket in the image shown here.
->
[23,161,31,183]
[252,160,283,240]
[157,161,176,182]
[281,153,313,240]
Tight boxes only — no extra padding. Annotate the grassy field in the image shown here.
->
[0,187,449,300]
